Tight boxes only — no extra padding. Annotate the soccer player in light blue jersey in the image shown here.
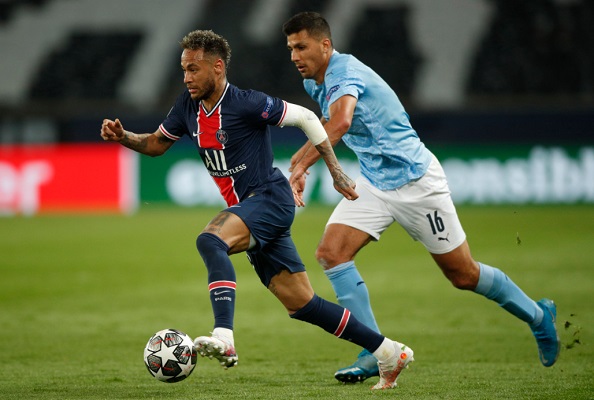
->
[283,11,560,385]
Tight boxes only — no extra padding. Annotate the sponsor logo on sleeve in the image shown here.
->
[326,85,340,101]
[262,96,274,119]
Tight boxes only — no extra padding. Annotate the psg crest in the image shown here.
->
[216,129,228,144]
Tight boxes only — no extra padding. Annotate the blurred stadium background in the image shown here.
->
[2,3,593,397]
[1,0,593,215]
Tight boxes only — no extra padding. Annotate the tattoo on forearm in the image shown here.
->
[121,133,149,152]
[315,142,353,189]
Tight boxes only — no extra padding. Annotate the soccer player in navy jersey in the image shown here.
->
[282,11,560,385]
[101,29,414,390]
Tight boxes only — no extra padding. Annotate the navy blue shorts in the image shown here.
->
[226,181,305,287]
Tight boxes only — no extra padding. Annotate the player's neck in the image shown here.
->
[202,79,228,112]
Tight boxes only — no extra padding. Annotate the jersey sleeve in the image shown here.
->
[238,89,287,127]
[159,93,189,141]
[325,63,365,107]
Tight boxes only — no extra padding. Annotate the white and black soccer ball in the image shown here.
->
[144,328,197,383]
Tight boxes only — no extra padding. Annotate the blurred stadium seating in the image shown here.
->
[0,0,592,145]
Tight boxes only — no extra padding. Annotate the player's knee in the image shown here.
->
[196,232,228,256]
[315,246,339,269]
[437,255,479,291]
[316,255,331,270]
[448,274,476,290]
[445,265,479,290]
[272,283,314,314]
[196,233,210,255]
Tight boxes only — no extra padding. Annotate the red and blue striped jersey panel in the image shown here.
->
[196,103,224,150]
[160,83,288,206]
[196,102,239,205]
[213,175,239,206]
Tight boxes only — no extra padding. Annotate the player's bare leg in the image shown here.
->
[316,224,381,383]
[432,240,560,366]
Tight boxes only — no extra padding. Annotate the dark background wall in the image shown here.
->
[0,0,592,148]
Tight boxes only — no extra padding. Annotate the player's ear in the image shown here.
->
[214,58,225,75]
[321,38,332,54]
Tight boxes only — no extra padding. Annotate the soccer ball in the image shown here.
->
[144,328,197,383]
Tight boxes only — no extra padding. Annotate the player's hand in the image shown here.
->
[100,118,126,142]
[289,165,309,207]
[289,144,310,172]
[332,170,358,201]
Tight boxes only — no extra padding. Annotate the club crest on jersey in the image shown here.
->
[216,129,228,144]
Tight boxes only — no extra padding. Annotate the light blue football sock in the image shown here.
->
[474,262,544,327]
[324,261,381,334]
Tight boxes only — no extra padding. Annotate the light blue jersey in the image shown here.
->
[304,51,432,190]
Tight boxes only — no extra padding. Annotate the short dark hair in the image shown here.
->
[282,11,332,43]
[180,30,231,70]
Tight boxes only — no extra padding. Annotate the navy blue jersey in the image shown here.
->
[159,83,289,206]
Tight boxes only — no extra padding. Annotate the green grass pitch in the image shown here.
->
[1,205,592,399]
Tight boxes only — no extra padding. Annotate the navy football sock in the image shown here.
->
[196,232,236,330]
[290,294,385,353]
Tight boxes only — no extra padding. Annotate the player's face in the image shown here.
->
[286,30,330,84]
[181,49,217,101]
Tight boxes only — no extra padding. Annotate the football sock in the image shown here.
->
[372,338,398,363]
[324,261,381,333]
[196,233,236,330]
[290,294,385,353]
[474,262,544,327]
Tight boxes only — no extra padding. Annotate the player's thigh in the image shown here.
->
[227,190,294,252]
[247,233,306,288]
[202,211,251,253]
[318,223,373,265]
[388,156,466,254]
[326,176,394,242]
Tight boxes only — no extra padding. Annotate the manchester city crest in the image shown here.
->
[216,129,228,144]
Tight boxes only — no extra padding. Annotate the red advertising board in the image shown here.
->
[0,144,137,215]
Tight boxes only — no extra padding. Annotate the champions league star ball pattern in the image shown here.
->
[144,329,197,383]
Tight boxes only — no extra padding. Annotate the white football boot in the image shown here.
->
[194,334,238,369]
[371,341,414,390]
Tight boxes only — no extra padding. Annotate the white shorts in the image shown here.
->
[327,155,466,254]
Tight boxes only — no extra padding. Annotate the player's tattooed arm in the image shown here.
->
[101,118,173,156]
[314,139,358,201]
[119,132,151,152]
[120,132,173,156]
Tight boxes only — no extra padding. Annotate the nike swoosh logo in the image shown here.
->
[192,131,203,137]
[213,290,230,295]
[539,349,549,364]
[356,281,365,286]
